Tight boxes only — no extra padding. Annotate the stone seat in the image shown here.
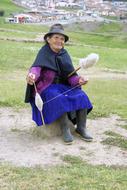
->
[32,119,75,138]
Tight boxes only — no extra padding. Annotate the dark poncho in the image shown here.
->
[25,44,75,103]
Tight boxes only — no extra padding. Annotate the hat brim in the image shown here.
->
[44,32,69,42]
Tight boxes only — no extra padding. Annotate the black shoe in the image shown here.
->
[75,128,93,142]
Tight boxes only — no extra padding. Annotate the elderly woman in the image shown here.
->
[25,24,93,144]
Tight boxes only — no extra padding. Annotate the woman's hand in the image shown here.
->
[26,73,36,85]
[79,76,89,86]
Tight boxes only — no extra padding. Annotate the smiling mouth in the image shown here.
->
[56,44,62,45]
[55,45,62,48]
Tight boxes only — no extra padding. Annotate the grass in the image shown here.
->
[68,31,127,49]
[84,79,127,119]
[0,20,49,32]
[0,28,127,115]
[95,22,123,33]
[67,44,127,71]
[121,125,127,130]
[102,131,127,150]
[0,40,41,71]
[1,24,127,49]
[0,0,25,16]
[66,22,127,49]
[1,40,127,72]
[0,156,127,190]
[0,30,37,39]
[0,79,26,107]
[1,21,127,50]
[0,72,127,120]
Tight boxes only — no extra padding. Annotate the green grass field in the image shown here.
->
[0,39,127,118]
[0,0,127,189]
[0,30,37,39]
[1,40,127,72]
[0,156,127,190]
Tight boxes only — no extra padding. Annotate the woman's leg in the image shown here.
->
[76,109,93,142]
[58,113,73,144]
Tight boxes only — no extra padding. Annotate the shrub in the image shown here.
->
[0,10,5,16]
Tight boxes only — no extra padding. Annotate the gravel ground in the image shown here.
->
[0,107,127,168]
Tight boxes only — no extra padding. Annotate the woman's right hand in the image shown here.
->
[78,76,89,86]
[26,73,36,85]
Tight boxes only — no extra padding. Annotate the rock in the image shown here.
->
[31,120,75,138]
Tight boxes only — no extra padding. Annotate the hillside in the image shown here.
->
[0,0,26,16]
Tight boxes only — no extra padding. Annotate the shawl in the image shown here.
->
[25,44,75,103]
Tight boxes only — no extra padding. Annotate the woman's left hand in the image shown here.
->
[79,76,89,86]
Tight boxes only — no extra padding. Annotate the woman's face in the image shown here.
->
[47,34,65,53]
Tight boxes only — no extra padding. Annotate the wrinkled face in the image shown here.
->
[47,34,65,53]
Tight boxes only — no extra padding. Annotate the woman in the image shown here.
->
[25,23,93,144]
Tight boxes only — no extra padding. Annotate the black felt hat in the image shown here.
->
[44,23,69,42]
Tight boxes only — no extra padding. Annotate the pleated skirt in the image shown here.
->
[30,84,93,126]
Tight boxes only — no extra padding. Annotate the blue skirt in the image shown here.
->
[30,84,93,126]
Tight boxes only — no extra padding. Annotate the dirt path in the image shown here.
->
[79,67,127,80]
[0,107,127,168]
